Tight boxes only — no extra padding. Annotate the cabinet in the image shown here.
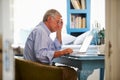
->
[66,0,91,36]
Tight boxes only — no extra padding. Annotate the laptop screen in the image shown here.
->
[79,35,93,52]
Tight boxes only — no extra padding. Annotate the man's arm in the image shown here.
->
[56,30,62,44]
[56,19,63,44]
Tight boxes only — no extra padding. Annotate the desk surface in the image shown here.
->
[52,55,104,68]
[63,54,104,60]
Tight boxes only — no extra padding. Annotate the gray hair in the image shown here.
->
[43,9,62,22]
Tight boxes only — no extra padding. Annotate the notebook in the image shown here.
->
[69,34,95,56]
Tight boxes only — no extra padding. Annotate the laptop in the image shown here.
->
[68,34,96,56]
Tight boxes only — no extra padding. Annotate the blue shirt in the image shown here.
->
[23,22,61,64]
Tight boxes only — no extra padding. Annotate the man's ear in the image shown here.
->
[47,16,52,21]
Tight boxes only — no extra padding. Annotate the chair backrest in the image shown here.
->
[15,58,63,80]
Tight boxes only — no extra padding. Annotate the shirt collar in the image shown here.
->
[39,22,51,36]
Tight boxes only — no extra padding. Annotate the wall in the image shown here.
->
[13,0,105,45]
[91,0,105,29]
[105,0,120,79]
[0,0,2,80]
[1,0,14,80]
[13,0,67,45]
[0,0,2,34]
[0,0,3,50]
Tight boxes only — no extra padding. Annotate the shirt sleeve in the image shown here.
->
[53,38,62,50]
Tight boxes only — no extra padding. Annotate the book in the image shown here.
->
[76,0,82,9]
[82,17,86,28]
[71,0,81,9]
[78,16,82,28]
[71,15,75,28]
[75,15,79,28]
[81,0,86,9]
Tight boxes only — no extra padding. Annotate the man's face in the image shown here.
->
[49,15,63,32]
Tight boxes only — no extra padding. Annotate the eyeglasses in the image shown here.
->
[52,17,62,26]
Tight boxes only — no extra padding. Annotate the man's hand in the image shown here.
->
[54,48,73,58]
[61,48,73,55]
[57,19,63,30]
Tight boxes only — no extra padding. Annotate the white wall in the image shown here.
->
[0,0,2,35]
[91,0,105,29]
[14,0,105,31]
[0,0,3,50]
[13,0,67,45]
[13,0,105,45]
[1,0,14,80]
[14,0,67,28]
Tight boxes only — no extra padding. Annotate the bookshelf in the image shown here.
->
[66,0,91,36]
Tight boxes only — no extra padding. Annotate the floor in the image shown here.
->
[88,69,100,80]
